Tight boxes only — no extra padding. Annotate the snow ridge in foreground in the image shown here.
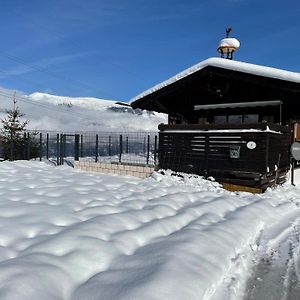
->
[0,162,299,300]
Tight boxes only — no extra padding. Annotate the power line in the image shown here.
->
[0,67,53,91]
[23,21,143,84]
[0,90,100,120]
[0,52,118,99]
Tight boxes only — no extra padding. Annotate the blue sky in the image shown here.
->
[0,0,299,102]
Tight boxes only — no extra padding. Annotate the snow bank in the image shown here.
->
[0,162,299,299]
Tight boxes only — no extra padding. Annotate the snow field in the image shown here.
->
[0,89,167,132]
[0,161,299,299]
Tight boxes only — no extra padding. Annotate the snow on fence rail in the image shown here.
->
[0,130,159,167]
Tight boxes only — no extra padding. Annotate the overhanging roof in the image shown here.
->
[130,57,300,111]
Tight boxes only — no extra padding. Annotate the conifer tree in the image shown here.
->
[1,92,28,160]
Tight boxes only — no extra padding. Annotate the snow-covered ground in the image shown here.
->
[0,161,300,299]
[0,88,166,132]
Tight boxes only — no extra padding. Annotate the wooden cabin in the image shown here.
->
[131,57,300,191]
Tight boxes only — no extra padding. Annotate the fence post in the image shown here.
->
[119,135,123,163]
[108,136,112,156]
[56,133,59,165]
[146,135,150,165]
[46,133,49,160]
[154,135,158,165]
[27,132,31,160]
[95,134,99,162]
[60,134,63,165]
[23,132,26,160]
[143,137,146,154]
[80,135,83,158]
[126,136,129,154]
[62,134,67,164]
[39,133,42,161]
[74,134,80,161]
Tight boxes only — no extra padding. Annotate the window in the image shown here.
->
[214,115,227,124]
[243,114,259,124]
[213,114,259,124]
[228,115,243,124]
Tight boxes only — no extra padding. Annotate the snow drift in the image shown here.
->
[0,161,300,299]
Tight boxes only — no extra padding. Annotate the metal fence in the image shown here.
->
[0,130,159,166]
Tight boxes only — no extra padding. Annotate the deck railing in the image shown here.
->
[158,123,292,189]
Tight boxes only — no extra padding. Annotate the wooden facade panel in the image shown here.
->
[159,127,291,189]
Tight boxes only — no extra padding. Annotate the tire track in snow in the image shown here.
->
[243,216,300,300]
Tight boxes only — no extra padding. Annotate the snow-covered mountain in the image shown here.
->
[0,88,167,132]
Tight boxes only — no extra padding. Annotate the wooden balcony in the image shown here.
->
[158,123,292,191]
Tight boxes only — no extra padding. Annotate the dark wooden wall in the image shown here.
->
[132,66,300,125]
[158,124,291,189]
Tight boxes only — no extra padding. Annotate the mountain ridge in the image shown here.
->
[0,88,166,132]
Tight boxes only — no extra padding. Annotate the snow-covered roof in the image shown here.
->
[130,57,300,104]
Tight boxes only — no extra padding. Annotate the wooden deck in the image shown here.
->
[158,123,292,191]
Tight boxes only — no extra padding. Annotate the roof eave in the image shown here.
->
[130,57,300,108]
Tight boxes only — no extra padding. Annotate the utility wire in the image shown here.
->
[0,90,101,120]
[0,67,54,91]
[0,52,118,99]
[25,21,143,83]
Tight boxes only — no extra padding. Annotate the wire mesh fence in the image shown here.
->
[81,132,158,165]
[0,130,159,166]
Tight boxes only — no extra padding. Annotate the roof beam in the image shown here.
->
[194,100,282,110]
